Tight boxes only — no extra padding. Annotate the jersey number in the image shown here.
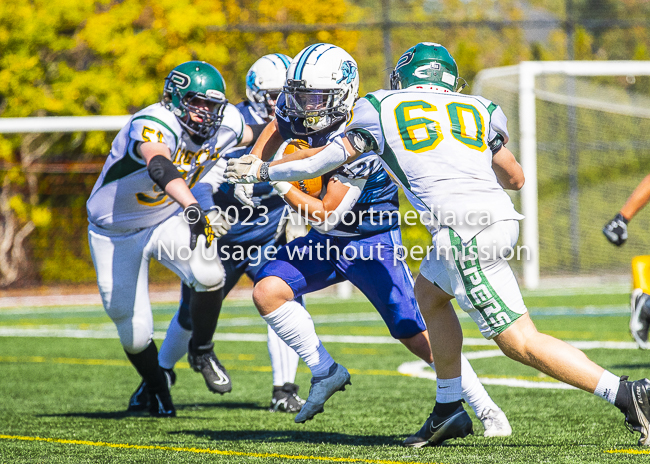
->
[394,101,486,153]
[142,126,164,143]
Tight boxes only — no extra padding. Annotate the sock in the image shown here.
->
[459,355,499,416]
[158,312,192,370]
[267,324,300,385]
[262,300,334,377]
[594,370,622,405]
[614,376,631,412]
[428,355,496,416]
[436,376,462,404]
[124,342,166,393]
[189,287,224,347]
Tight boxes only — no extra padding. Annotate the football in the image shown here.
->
[282,139,323,198]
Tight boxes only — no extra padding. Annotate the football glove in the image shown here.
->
[233,183,255,208]
[602,213,628,246]
[184,203,215,250]
[225,155,262,184]
[206,208,232,239]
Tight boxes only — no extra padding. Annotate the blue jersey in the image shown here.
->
[276,94,399,236]
[214,100,285,244]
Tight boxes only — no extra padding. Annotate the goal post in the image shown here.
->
[475,61,650,289]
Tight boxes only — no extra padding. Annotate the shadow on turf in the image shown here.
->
[610,362,650,370]
[170,429,406,447]
[37,402,265,420]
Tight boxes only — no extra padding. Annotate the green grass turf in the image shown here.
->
[0,294,648,463]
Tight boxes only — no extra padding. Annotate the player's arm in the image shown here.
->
[225,135,361,184]
[602,173,650,246]
[620,174,650,221]
[139,142,223,248]
[275,174,366,230]
[249,119,286,161]
[492,146,524,191]
[139,142,199,208]
[236,122,270,148]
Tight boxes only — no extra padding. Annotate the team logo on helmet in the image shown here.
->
[246,70,259,92]
[414,62,441,78]
[395,50,415,71]
[165,70,191,92]
[337,61,358,85]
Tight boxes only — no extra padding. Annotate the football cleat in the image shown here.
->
[294,363,351,423]
[630,289,650,350]
[620,376,650,446]
[269,382,306,413]
[188,341,232,394]
[127,368,176,413]
[127,380,150,412]
[479,408,512,437]
[149,387,176,418]
[403,404,473,447]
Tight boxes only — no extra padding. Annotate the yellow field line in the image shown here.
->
[0,434,441,464]
[605,448,650,455]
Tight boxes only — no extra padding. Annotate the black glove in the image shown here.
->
[183,203,215,250]
[602,213,628,246]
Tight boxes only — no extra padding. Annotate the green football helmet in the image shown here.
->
[390,42,459,92]
[163,61,228,140]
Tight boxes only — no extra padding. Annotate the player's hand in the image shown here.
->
[602,213,628,246]
[206,208,233,239]
[233,183,255,208]
[225,155,262,184]
[285,209,309,243]
[184,203,215,250]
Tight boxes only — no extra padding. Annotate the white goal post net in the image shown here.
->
[475,61,650,289]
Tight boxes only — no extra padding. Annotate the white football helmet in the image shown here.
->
[246,53,292,119]
[282,43,359,133]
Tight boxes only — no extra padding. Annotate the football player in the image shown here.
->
[228,42,650,447]
[154,54,308,413]
[87,61,266,417]
[603,175,650,350]
[229,43,512,435]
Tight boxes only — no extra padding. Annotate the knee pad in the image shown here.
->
[189,239,225,291]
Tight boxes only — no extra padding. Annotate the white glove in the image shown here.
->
[225,155,262,184]
[206,209,233,238]
[234,183,255,207]
[285,209,309,243]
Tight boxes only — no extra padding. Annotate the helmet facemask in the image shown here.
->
[282,79,347,134]
[249,87,281,119]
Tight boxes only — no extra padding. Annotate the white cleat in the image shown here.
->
[294,364,351,424]
[479,408,512,437]
[630,289,650,350]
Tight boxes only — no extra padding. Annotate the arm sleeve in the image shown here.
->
[267,135,351,181]
[310,175,367,233]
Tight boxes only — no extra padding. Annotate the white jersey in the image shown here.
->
[87,102,245,232]
[346,88,523,242]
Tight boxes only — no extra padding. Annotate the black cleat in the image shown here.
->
[188,341,232,394]
[149,386,176,418]
[127,381,150,412]
[127,368,176,413]
[403,404,473,447]
[269,382,306,413]
[620,376,650,446]
[630,289,650,350]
